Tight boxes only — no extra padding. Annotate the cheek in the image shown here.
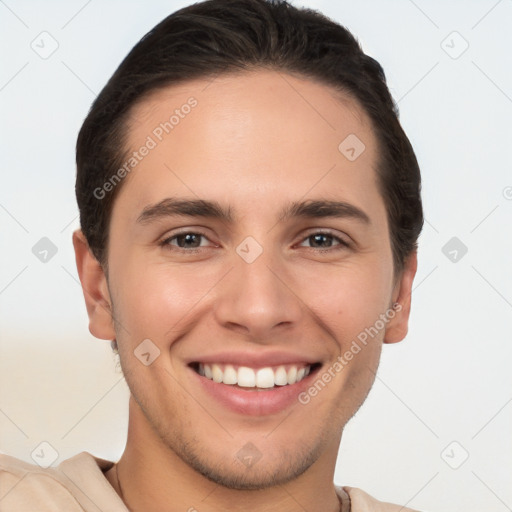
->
[110,239,394,352]
[111,257,223,343]
[299,260,393,341]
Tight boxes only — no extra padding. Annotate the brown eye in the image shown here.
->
[299,232,349,250]
[161,232,211,250]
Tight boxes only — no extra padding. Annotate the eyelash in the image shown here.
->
[159,230,350,253]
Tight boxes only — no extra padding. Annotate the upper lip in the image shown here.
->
[186,350,321,369]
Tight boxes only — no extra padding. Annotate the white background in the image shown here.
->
[1,1,511,510]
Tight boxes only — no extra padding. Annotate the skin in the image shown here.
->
[73,69,417,512]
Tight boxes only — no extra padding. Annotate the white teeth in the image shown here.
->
[223,364,237,385]
[256,368,274,388]
[238,366,256,387]
[198,363,312,389]
[274,365,288,386]
[212,364,223,383]
[287,366,297,385]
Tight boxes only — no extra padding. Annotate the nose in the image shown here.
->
[213,246,304,341]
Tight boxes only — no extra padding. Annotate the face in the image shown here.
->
[76,69,416,490]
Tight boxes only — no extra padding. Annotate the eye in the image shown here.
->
[160,231,213,250]
[298,231,350,250]
[158,230,350,253]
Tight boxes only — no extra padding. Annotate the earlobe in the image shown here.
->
[72,229,116,341]
[383,251,418,344]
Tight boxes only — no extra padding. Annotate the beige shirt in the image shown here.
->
[0,452,419,511]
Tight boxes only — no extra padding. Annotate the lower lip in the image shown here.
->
[190,366,319,416]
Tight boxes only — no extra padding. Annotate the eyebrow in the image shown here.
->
[137,197,371,225]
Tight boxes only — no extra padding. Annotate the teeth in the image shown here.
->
[274,365,288,386]
[223,364,237,385]
[287,366,297,385]
[197,363,312,389]
[238,366,256,387]
[212,364,223,383]
[256,368,274,388]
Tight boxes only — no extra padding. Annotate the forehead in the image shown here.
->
[116,69,383,223]
[128,69,373,152]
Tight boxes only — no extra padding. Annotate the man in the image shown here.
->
[0,0,424,510]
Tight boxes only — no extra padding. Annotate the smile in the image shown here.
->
[187,353,323,415]
[192,363,318,389]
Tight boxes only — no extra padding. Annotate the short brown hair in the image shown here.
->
[76,0,423,273]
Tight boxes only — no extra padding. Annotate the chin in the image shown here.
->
[175,439,321,491]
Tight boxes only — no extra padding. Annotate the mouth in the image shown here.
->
[186,351,324,415]
[189,361,322,390]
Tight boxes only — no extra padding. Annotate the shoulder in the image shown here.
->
[0,451,122,512]
[338,485,422,512]
[0,453,84,511]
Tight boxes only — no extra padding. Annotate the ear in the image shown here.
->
[383,250,418,344]
[72,229,116,341]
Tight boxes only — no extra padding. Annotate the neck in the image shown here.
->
[108,396,343,512]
